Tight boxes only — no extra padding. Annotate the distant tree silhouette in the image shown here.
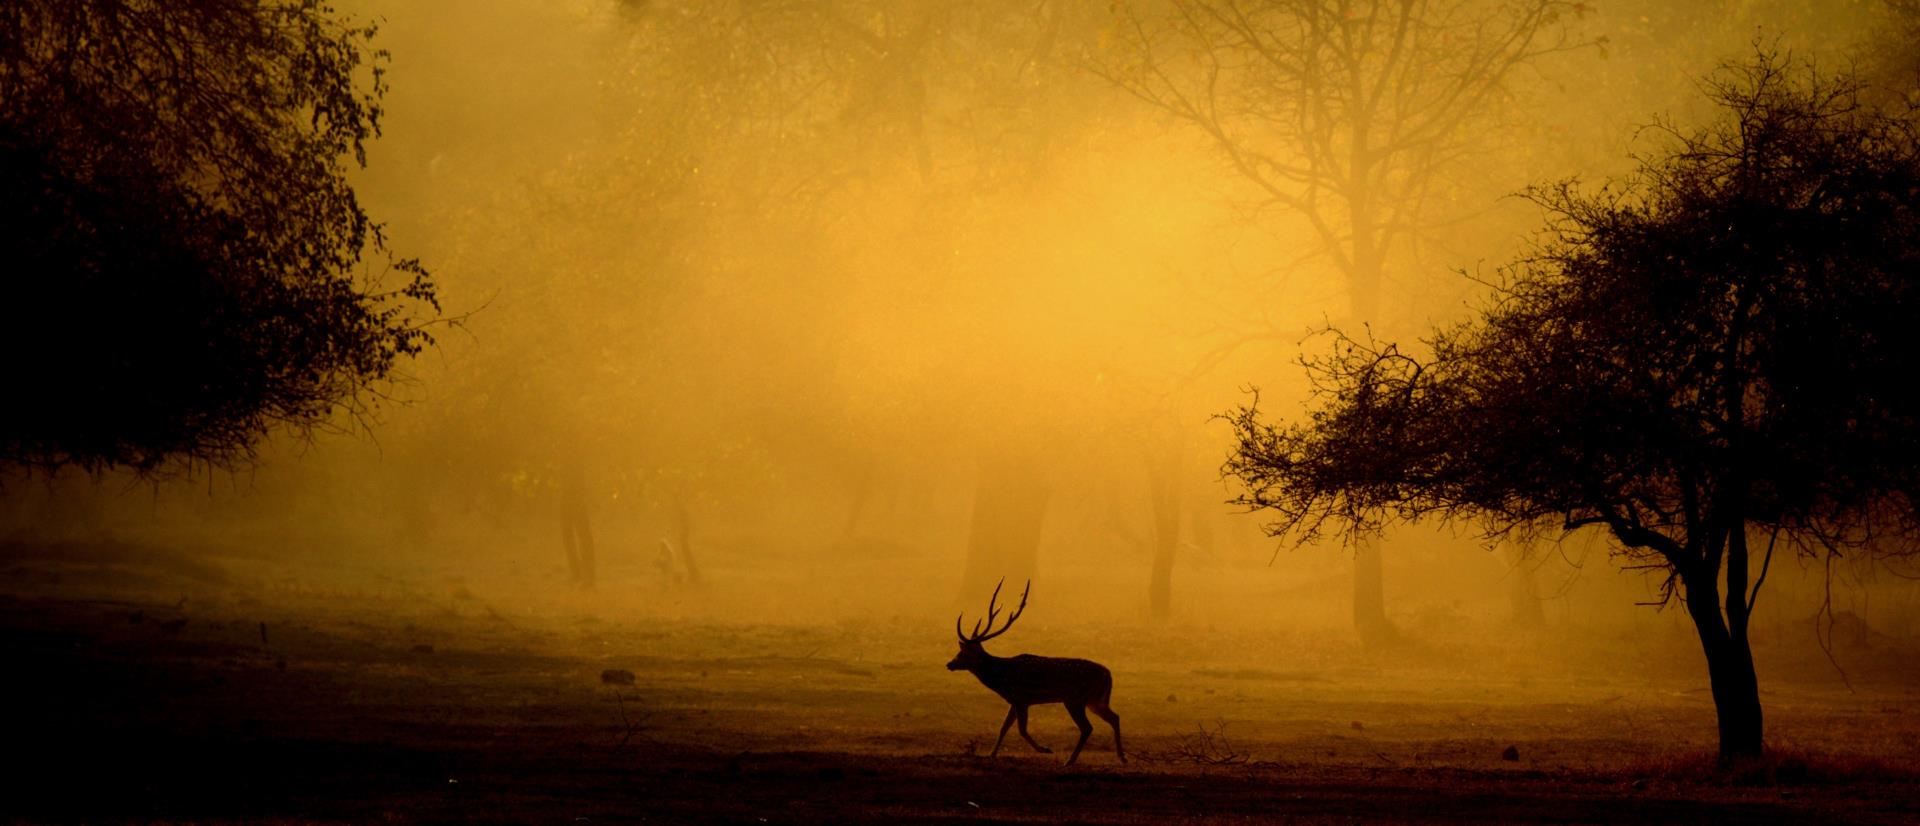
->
[1866,0,1920,103]
[1223,53,1920,761]
[0,0,437,473]
[1093,0,1590,645]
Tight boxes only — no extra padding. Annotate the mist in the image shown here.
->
[9,0,1903,625]
[6,1,1919,821]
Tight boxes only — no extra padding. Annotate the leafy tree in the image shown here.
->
[0,0,436,473]
[1224,54,1920,760]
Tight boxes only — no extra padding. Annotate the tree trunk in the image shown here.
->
[559,462,595,589]
[673,496,701,586]
[1147,485,1179,622]
[1353,537,1395,646]
[960,454,1050,598]
[842,456,874,537]
[1683,570,1765,761]
[1705,637,1765,761]
[1347,247,1395,646]
[1506,545,1546,626]
[1146,434,1184,621]
[1148,534,1176,620]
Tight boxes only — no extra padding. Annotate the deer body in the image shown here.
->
[969,653,1111,706]
[948,582,1124,765]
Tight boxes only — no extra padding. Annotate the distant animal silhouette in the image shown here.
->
[946,579,1123,765]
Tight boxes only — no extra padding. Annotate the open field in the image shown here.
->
[5,546,1920,825]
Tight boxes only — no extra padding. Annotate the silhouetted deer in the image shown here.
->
[947,580,1124,765]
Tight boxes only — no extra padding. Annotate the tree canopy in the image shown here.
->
[0,0,436,473]
[1224,53,1920,760]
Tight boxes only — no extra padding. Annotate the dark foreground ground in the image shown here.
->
[4,559,1919,824]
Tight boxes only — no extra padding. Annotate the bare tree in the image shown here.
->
[1092,0,1587,644]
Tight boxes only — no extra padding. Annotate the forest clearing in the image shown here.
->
[7,546,1918,824]
[9,1,1920,822]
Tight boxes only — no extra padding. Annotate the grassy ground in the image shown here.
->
[3,546,1918,824]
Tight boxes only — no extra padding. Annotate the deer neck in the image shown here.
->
[968,649,1017,689]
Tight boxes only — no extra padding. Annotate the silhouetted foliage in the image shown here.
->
[0,0,437,473]
[1224,53,1920,760]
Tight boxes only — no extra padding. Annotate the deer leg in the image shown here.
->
[1064,704,1094,766]
[1091,699,1124,763]
[1016,705,1052,753]
[991,706,1017,757]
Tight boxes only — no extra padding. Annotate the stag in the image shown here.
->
[947,580,1123,765]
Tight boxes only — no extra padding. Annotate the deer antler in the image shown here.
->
[959,578,1030,643]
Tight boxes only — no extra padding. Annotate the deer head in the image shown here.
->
[947,579,1029,672]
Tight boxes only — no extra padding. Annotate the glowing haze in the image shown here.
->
[5,0,1907,641]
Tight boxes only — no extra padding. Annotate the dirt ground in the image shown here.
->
[5,548,1920,825]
